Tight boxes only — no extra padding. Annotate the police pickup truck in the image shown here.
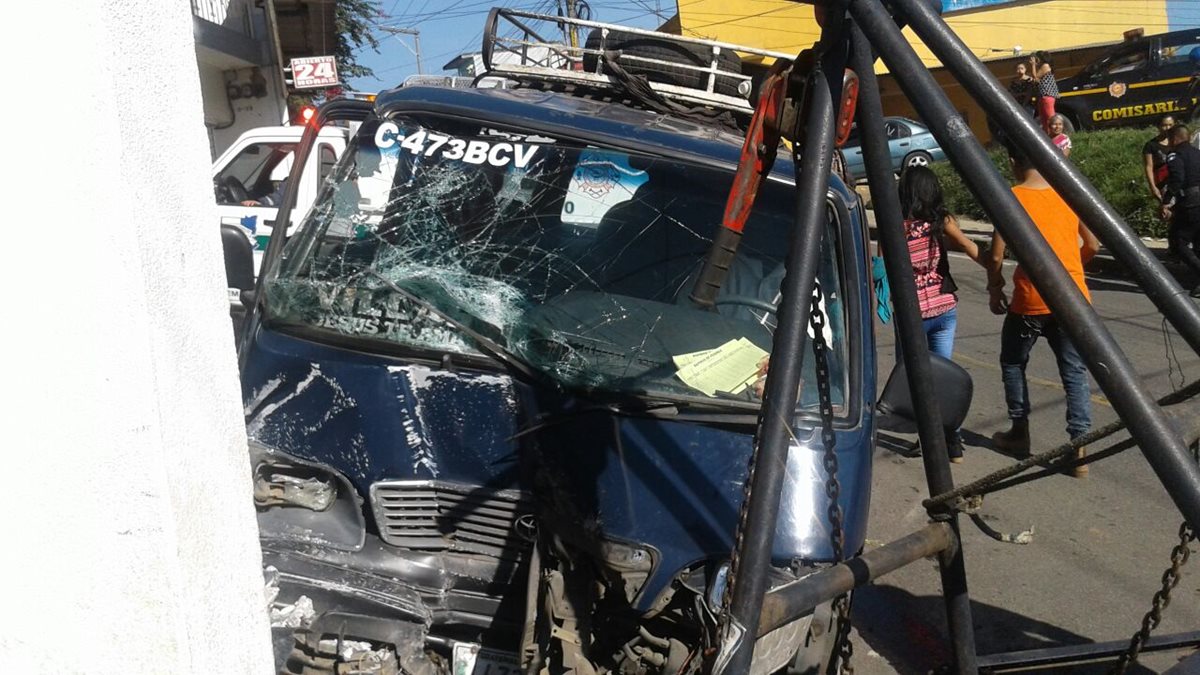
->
[214,124,350,274]
[1056,28,1200,131]
[215,124,350,335]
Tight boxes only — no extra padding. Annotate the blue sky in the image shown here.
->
[347,1,673,93]
[943,0,1017,9]
[345,0,1026,93]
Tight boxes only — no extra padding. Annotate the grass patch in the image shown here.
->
[931,126,1167,238]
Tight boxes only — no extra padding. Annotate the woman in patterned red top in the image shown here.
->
[896,166,987,460]
[1031,51,1060,135]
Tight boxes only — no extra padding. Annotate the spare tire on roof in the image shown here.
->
[582,29,744,98]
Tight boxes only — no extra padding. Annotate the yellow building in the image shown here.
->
[673,0,1199,139]
[675,0,1185,70]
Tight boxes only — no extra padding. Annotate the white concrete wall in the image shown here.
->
[0,1,273,673]
[200,62,289,159]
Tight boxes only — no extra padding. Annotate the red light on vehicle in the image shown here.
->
[300,105,316,124]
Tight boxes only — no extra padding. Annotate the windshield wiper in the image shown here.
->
[363,268,554,388]
[510,400,679,441]
[510,394,765,441]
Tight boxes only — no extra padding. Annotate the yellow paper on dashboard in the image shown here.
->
[674,338,768,397]
[672,346,717,369]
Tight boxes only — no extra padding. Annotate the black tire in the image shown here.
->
[1053,104,1081,133]
[903,150,933,169]
[1182,76,1200,121]
[582,29,744,97]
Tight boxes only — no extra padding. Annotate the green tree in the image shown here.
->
[335,0,382,81]
[289,0,380,114]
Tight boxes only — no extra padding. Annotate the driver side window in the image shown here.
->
[1104,49,1148,76]
[214,141,297,205]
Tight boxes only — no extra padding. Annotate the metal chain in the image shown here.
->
[1109,521,1197,674]
[719,382,767,615]
[810,283,844,561]
[717,284,821,614]
[810,282,854,675]
[831,594,855,675]
[715,281,853,674]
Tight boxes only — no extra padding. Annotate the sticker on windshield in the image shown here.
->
[561,150,648,227]
[374,123,539,168]
[309,290,476,353]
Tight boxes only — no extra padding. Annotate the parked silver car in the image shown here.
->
[841,116,946,180]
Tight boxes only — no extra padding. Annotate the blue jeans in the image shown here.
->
[894,306,958,363]
[894,307,961,448]
[999,313,1092,439]
[924,307,957,360]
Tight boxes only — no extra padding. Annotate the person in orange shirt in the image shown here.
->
[986,143,1100,476]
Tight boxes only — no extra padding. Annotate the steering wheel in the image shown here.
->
[216,176,250,205]
[714,295,778,317]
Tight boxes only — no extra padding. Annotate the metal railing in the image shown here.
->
[481,7,794,114]
[191,0,228,26]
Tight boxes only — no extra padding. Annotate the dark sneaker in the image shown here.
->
[992,419,1031,457]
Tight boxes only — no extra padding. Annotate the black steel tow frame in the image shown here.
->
[718,1,1200,674]
[712,8,849,673]
[871,0,1200,538]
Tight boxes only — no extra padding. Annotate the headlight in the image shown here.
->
[254,469,336,511]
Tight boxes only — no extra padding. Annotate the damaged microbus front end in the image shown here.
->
[238,76,876,675]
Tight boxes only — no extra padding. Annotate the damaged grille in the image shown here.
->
[370,480,534,560]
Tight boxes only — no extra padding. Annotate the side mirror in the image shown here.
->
[221,224,255,293]
[875,353,973,434]
[221,224,256,342]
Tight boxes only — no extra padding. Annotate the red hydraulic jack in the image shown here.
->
[689,54,859,308]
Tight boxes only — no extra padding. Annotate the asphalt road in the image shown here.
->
[847,253,1200,674]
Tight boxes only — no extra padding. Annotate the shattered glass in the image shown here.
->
[267,114,849,410]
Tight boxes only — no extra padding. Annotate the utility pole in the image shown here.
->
[381,26,423,75]
[565,0,578,49]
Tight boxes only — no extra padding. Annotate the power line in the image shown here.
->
[380,26,424,74]
[389,0,416,19]
[387,0,539,24]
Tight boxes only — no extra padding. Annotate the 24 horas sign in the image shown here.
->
[288,56,339,90]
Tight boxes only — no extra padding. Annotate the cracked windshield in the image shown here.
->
[269,114,847,409]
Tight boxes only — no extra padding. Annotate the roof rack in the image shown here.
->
[480,7,793,115]
[401,74,476,89]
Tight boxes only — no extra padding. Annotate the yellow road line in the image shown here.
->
[952,352,1113,408]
